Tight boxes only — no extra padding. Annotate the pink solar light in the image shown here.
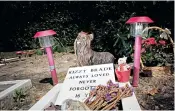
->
[16,51,23,54]
[16,51,23,59]
[126,16,153,87]
[34,30,58,85]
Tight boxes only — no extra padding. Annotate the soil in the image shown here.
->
[0,52,174,110]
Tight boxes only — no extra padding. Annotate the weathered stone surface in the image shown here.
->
[61,99,90,110]
[0,79,32,110]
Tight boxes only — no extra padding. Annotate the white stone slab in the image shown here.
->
[4,57,18,60]
[0,79,32,100]
[0,64,5,67]
[2,57,19,62]
[55,63,116,105]
[119,82,141,110]
[29,82,141,111]
[0,79,32,109]
[29,83,62,111]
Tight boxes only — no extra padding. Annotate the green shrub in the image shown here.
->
[7,1,173,59]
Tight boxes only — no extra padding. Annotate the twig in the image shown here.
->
[84,81,133,110]
[92,99,104,110]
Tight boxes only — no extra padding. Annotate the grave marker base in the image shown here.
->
[29,82,141,111]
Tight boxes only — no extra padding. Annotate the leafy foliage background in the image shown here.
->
[0,1,174,60]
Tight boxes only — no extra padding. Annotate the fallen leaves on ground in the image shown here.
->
[147,88,158,96]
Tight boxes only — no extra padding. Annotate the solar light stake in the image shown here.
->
[126,16,153,87]
[34,30,58,85]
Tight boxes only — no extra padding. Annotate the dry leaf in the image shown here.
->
[148,88,158,96]
[36,96,42,100]
[160,32,168,40]
[165,28,171,34]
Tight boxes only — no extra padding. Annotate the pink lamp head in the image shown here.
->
[126,16,154,37]
[126,16,154,24]
[34,30,56,38]
[33,30,57,47]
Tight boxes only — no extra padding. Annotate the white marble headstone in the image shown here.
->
[55,63,116,105]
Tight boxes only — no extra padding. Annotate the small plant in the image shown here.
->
[141,37,172,66]
[13,88,26,103]
[52,38,67,53]
[53,44,65,53]
[35,49,43,55]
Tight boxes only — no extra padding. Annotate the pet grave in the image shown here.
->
[29,63,141,110]
[0,79,32,109]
